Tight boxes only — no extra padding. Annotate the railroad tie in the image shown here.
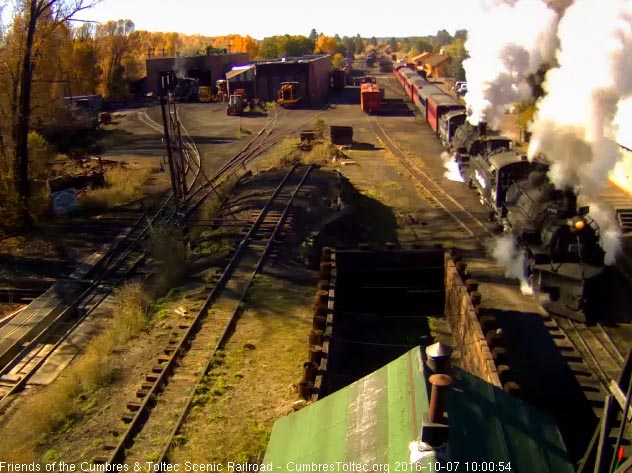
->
[127,401,143,411]
[102,442,119,451]
[157,354,172,363]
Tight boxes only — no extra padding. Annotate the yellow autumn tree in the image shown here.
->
[209,34,259,58]
[314,35,337,54]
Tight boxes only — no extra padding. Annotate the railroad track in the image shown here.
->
[0,108,202,411]
[366,114,495,244]
[0,193,176,408]
[553,317,625,397]
[92,164,314,464]
[183,104,326,216]
[0,99,322,412]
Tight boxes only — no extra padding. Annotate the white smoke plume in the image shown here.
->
[528,0,632,199]
[587,202,622,265]
[489,234,533,295]
[463,0,561,128]
[174,56,187,79]
[612,97,632,192]
[440,151,464,182]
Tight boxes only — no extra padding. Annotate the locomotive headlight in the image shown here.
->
[570,216,586,231]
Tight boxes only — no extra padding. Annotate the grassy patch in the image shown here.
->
[255,137,338,172]
[0,283,151,462]
[189,177,239,242]
[150,223,188,296]
[80,165,154,211]
[169,273,314,463]
[302,141,336,166]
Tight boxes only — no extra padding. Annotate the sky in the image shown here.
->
[72,0,479,39]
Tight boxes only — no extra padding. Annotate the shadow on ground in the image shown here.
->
[486,307,599,464]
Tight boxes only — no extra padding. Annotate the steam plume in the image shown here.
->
[489,234,533,295]
[440,151,464,182]
[528,0,632,199]
[586,202,622,265]
[463,0,561,128]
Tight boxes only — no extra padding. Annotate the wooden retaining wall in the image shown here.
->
[444,252,502,387]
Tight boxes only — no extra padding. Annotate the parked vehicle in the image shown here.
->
[455,83,468,96]
[277,82,301,107]
[198,86,212,103]
[227,89,247,115]
[452,81,467,92]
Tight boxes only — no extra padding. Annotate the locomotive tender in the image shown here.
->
[393,65,607,322]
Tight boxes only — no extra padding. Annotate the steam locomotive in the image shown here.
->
[462,147,605,321]
[391,66,607,321]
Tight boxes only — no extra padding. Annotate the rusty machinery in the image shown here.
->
[277,81,301,107]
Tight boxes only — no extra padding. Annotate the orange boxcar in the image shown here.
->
[360,83,381,114]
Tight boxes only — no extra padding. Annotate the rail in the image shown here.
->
[92,164,313,464]
[0,105,200,410]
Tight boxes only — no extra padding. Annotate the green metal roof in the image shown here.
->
[447,364,574,472]
[264,347,431,470]
[264,347,574,473]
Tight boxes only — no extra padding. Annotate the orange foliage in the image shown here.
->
[314,35,337,55]
[210,34,260,58]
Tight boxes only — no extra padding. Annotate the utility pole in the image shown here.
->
[157,71,180,207]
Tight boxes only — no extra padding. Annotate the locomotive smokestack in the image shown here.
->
[561,189,577,218]
[477,121,487,136]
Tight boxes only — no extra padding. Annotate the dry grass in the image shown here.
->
[302,141,336,166]
[189,176,239,242]
[256,137,337,172]
[80,165,154,211]
[150,224,188,296]
[169,273,314,463]
[0,283,151,462]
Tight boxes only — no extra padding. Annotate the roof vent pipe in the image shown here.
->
[428,374,452,424]
[425,342,453,375]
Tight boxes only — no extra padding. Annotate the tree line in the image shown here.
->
[0,1,468,230]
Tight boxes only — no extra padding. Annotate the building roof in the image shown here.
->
[226,64,255,80]
[264,348,434,469]
[263,346,574,472]
[250,54,330,66]
[412,52,431,63]
[424,53,451,67]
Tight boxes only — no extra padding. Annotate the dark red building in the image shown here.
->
[145,52,249,96]
[227,54,332,107]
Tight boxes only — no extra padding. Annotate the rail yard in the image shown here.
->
[1,59,632,472]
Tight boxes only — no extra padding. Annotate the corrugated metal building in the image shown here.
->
[227,54,332,107]
[264,347,574,472]
[145,52,249,96]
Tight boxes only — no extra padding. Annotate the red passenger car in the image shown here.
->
[426,93,465,134]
